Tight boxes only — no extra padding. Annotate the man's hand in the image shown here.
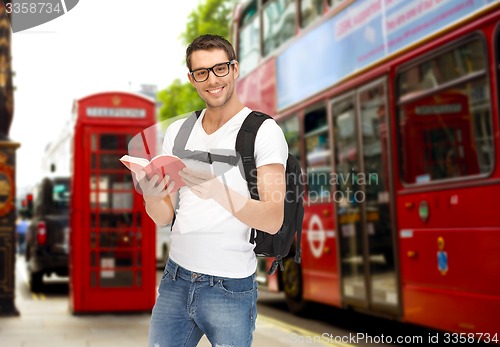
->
[178,167,222,200]
[135,171,176,203]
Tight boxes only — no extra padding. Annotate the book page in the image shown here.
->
[119,155,150,173]
[144,155,186,192]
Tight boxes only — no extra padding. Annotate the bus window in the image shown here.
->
[263,0,297,56]
[304,106,330,201]
[278,115,301,162]
[497,23,500,115]
[332,96,357,203]
[327,0,345,9]
[400,39,486,98]
[238,0,260,76]
[359,83,388,203]
[359,82,397,303]
[300,0,324,28]
[397,38,493,184]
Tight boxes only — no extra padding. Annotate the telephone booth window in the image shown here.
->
[89,132,141,289]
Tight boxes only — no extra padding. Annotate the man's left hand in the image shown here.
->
[179,167,222,200]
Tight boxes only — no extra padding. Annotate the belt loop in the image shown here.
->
[171,263,179,281]
[209,276,214,287]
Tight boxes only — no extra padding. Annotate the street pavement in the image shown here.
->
[0,255,340,347]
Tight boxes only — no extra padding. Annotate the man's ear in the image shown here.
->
[233,61,240,80]
[187,72,195,86]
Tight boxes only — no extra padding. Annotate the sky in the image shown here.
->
[9,0,203,192]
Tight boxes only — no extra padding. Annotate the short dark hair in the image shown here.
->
[186,34,236,71]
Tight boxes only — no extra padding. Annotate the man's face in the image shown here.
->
[188,49,239,109]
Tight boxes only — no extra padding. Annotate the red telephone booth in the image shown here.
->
[69,91,157,313]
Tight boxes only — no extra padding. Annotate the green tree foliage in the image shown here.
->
[157,0,236,121]
[180,0,234,47]
[157,79,205,120]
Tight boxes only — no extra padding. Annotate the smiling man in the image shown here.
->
[143,35,288,347]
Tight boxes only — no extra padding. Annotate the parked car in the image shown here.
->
[25,177,70,292]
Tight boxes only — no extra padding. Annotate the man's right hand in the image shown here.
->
[135,171,176,203]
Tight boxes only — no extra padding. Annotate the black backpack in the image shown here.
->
[172,110,305,275]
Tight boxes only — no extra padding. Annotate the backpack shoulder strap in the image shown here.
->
[170,110,202,232]
[172,110,202,157]
[235,111,272,201]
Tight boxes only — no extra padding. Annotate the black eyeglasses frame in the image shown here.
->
[189,60,236,82]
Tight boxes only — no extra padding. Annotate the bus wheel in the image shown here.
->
[282,257,307,314]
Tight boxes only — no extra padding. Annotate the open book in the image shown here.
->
[119,154,186,192]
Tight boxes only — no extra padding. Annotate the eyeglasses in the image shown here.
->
[190,60,236,82]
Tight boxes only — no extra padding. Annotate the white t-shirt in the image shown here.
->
[162,107,288,278]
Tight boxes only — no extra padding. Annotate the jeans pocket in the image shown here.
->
[160,269,168,282]
[160,266,173,282]
[217,276,255,296]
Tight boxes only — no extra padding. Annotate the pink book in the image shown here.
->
[119,154,186,192]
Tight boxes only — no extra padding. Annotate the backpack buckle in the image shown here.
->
[243,156,253,165]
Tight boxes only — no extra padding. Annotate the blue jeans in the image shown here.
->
[148,258,258,347]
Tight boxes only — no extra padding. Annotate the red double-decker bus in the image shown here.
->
[232,0,500,338]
